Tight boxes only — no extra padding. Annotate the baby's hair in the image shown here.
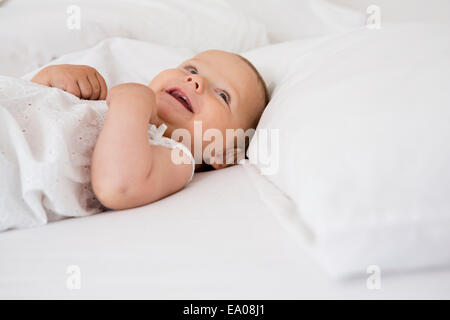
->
[234,54,270,129]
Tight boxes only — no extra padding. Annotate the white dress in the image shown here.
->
[0,76,195,232]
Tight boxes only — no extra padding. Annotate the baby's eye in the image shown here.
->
[218,90,230,104]
[185,65,198,74]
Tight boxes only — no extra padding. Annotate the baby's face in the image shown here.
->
[148,50,263,166]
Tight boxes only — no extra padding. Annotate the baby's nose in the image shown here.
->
[186,76,201,91]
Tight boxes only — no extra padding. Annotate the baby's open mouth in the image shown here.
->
[166,88,194,113]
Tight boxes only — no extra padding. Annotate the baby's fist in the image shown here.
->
[31,64,108,100]
[106,83,155,107]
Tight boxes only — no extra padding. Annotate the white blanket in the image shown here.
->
[0,76,108,231]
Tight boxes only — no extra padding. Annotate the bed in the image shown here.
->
[1,0,450,299]
[1,164,450,299]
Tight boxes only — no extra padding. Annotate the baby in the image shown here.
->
[31,50,269,211]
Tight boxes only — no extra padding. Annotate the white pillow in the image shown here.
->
[246,23,450,278]
[0,0,268,77]
[242,34,336,97]
[225,0,365,43]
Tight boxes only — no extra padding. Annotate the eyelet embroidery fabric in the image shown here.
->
[0,76,194,232]
[147,123,195,184]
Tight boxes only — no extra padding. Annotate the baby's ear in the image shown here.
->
[210,160,230,170]
[210,148,245,170]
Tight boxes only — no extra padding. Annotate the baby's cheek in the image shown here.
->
[148,69,182,92]
[148,77,162,92]
[195,112,218,131]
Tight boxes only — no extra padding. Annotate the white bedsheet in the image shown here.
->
[1,165,450,299]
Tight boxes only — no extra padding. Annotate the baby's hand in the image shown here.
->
[106,83,155,105]
[31,64,107,100]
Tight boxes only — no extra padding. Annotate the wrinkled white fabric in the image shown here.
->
[0,0,269,77]
[0,76,194,232]
[147,123,195,184]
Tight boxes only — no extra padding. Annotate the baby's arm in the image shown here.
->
[90,83,192,210]
[31,64,107,100]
